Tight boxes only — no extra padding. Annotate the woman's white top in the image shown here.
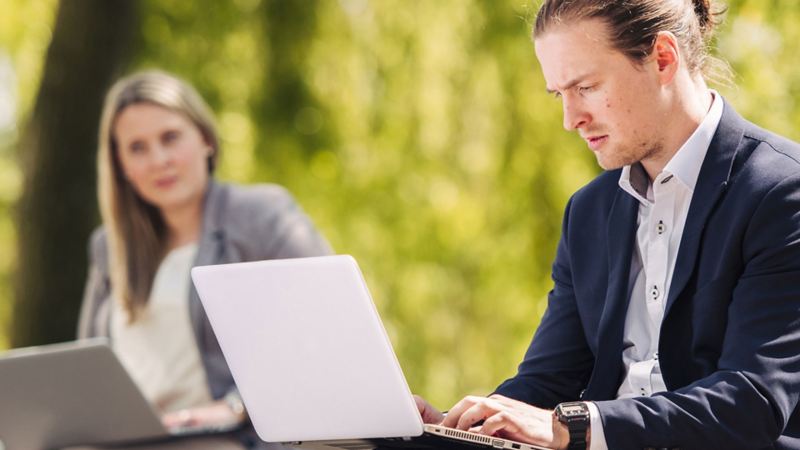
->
[111,242,212,413]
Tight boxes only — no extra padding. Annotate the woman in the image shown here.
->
[78,70,332,449]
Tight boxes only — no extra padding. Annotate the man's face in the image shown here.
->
[534,19,666,170]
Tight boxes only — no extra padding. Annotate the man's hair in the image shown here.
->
[534,0,731,83]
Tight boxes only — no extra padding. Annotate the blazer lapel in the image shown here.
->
[585,188,639,400]
[193,181,227,269]
[189,181,228,342]
[664,101,745,316]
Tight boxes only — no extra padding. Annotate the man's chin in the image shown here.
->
[594,150,636,171]
[595,155,625,171]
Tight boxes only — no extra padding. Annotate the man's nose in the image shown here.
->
[562,98,589,131]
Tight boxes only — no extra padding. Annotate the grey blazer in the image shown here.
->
[78,181,332,402]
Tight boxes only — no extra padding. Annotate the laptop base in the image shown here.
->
[288,430,550,450]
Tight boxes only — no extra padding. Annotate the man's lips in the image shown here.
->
[585,135,608,151]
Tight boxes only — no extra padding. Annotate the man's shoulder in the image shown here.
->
[743,123,800,166]
[734,120,800,190]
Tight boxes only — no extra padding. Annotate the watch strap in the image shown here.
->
[556,402,590,450]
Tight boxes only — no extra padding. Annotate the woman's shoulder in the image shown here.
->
[218,182,300,218]
[206,181,331,259]
[209,182,304,234]
[87,226,110,271]
[223,182,296,208]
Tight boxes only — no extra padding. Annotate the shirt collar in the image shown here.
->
[619,90,724,204]
[619,163,651,205]
[663,90,724,191]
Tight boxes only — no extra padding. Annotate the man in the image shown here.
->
[416,1,800,449]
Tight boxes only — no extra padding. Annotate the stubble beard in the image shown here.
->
[596,140,662,172]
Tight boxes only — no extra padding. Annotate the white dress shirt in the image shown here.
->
[588,91,724,449]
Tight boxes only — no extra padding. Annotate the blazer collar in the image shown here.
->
[664,99,746,315]
[189,180,228,341]
[194,180,228,266]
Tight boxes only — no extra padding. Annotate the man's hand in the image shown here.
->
[441,394,570,450]
[414,394,446,424]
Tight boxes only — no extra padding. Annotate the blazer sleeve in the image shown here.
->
[596,173,800,450]
[494,195,595,408]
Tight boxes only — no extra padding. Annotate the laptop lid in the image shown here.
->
[0,339,169,449]
[191,255,424,443]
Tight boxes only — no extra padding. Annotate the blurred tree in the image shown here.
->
[11,0,137,346]
[251,0,337,165]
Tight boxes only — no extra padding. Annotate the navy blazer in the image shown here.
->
[495,101,800,449]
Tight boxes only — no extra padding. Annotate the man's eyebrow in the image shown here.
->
[545,74,594,94]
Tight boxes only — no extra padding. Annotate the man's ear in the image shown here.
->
[651,31,680,85]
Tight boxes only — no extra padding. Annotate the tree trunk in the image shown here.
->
[12,0,137,347]
[252,0,334,168]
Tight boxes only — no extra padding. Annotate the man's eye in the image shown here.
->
[552,91,562,99]
[577,85,594,94]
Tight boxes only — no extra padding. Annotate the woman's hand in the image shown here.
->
[162,399,246,431]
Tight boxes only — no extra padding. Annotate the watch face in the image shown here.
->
[562,406,585,416]
[558,402,589,417]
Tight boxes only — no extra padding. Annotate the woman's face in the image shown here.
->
[113,103,212,214]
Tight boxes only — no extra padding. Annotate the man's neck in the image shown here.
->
[640,76,713,181]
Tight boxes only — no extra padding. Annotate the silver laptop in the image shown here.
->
[191,255,549,450]
[0,339,239,450]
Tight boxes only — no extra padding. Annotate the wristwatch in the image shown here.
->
[554,402,590,450]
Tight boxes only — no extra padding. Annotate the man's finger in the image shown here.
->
[441,395,481,428]
[455,397,505,430]
[479,411,520,437]
[413,395,444,423]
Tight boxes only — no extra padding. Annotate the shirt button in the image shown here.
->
[650,285,660,300]
[656,220,666,235]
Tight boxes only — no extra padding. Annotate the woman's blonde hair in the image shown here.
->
[97,70,219,322]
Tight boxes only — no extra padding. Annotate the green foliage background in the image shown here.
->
[1,0,799,409]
